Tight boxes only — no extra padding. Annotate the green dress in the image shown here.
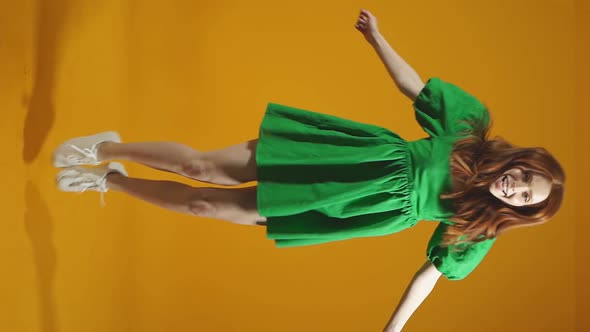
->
[255,77,497,280]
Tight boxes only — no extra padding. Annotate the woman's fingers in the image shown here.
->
[360,10,377,26]
[358,14,370,25]
[356,9,377,34]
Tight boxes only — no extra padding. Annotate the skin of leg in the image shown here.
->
[106,173,267,225]
[98,139,258,186]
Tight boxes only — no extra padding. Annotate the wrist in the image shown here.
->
[367,31,383,46]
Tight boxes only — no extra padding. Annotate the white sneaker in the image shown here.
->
[52,131,121,167]
[56,162,128,206]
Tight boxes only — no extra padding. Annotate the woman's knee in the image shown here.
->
[180,156,214,182]
[186,187,267,225]
[187,190,217,218]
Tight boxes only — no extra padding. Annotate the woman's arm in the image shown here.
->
[383,260,442,332]
[355,9,424,101]
[368,33,425,102]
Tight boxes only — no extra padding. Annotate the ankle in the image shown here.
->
[97,141,116,161]
[105,171,124,190]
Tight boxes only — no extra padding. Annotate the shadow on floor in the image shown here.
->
[22,0,73,164]
[24,180,58,332]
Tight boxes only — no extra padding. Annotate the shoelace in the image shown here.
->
[80,181,108,207]
[69,172,109,207]
[66,143,99,165]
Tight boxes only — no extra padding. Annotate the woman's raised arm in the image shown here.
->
[355,9,425,101]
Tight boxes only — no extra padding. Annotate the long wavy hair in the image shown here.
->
[439,110,566,250]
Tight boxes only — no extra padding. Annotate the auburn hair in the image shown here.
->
[439,109,566,250]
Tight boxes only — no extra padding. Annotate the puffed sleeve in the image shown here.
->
[413,78,490,137]
[426,222,497,280]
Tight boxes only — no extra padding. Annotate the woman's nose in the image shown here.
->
[512,181,527,193]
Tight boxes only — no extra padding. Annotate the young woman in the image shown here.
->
[52,9,565,332]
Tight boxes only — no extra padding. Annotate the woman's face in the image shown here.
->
[489,168,552,207]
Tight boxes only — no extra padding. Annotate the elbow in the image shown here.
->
[399,79,425,102]
[415,260,443,284]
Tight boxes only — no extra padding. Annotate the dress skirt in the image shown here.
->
[256,103,419,248]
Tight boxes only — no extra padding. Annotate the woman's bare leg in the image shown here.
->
[97,139,258,186]
[106,173,267,225]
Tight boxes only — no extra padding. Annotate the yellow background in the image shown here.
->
[1,0,586,331]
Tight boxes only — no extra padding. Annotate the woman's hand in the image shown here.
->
[355,9,380,43]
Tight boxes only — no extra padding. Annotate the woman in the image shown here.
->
[52,9,565,332]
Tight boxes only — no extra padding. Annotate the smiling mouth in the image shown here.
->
[502,175,508,196]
